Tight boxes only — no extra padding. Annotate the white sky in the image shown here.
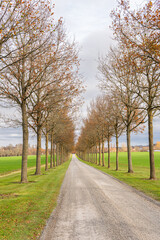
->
[0,0,159,147]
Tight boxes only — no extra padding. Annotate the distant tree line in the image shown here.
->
[76,0,160,180]
[0,144,23,157]
[0,0,83,182]
[0,144,40,157]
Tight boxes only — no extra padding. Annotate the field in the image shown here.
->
[104,152,160,172]
[0,155,50,175]
[78,152,160,201]
[0,158,71,240]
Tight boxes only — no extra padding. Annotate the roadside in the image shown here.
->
[0,160,71,240]
[78,156,160,202]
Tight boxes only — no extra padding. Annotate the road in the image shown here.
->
[40,155,160,240]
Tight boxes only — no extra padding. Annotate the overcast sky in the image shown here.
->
[0,0,159,147]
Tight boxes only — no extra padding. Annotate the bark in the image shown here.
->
[92,147,94,163]
[21,100,28,183]
[148,109,156,179]
[59,145,61,165]
[53,144,56,167]
[35,126,42,175]
[56,143,59,166]
[102,140,105,167]
[116,129,119,171]
[108,137,110,168]
[99,141,101,165]
[96,145,98,164]
[45,132,49,171]
[94,146,96,163]
[50,133,53,168]
[59,145,63,165]
[61,146,63,164]
[126,125,133,173]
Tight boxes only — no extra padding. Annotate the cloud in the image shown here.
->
[54,0,117,41]
[0,0,158,147]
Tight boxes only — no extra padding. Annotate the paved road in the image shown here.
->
[40,155,160,240]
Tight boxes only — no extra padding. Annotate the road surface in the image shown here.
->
[40,155,160,240]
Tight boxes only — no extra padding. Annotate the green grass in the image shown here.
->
[0,155,50,175]
[78,152,160,201]
[0,158,71,240]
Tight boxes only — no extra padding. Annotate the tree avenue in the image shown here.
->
[0,0,83,183]
[76,0,159,180]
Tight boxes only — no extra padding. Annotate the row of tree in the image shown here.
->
[76,0,160,180]
[76,94,141,172]
[0,0,83,182]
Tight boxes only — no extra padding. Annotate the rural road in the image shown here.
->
[40,155,160,240]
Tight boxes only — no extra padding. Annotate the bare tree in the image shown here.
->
[98,48,145,173]
[111,0,160,179]
[0,0,62,182]
[109,92,125,170]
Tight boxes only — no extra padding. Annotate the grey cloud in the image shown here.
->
[0,0,157,147]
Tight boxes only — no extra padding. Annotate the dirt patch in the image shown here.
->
[11,180,37,184]
[0,193,19,199]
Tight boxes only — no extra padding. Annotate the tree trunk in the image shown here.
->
[21,100,28,183]
[127,125,133,173]
[59,145,62,165]
[53,144,56,167]
[148,109,156,179]
[35,126,42,175]
[108,137,110,168]
[50,133,53,168]
[116,129,119,171]
[96,145,98,164]
[45,132,48,171]
[61,146,63,164]
[59,145,61,165]
[99,141,101,165]
[91,147,94,163]
[94,146,96,163]
[102,140,105,167]
[56,143,59,166]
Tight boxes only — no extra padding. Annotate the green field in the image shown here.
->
[78,152,160,201]
[104,152,160,172]
[0,159,71,240]
[0,155,50,175]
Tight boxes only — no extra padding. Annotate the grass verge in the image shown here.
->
[77,153,160,202]
[0,158,71,240]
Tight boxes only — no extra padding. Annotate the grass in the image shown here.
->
[0,158,71,240]
[0,155,50,175]
[78,152,160,201]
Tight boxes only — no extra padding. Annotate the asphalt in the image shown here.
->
[40,155,160,240]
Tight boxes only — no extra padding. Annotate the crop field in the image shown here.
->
[0,155,50,175]
[79,152,160,201]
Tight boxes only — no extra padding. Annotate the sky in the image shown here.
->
[0,0,159,147]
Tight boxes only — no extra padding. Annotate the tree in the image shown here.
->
[0,0,62,182]
[0,0,29,55]
[111,0,160,179]
[98,48,145,173]
[109,92,124,170]
[27,27,82,175]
